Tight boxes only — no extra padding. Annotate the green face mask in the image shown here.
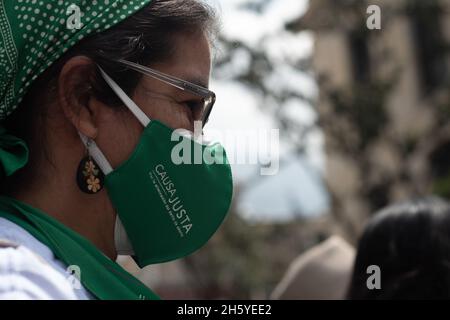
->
[79,67,233,268]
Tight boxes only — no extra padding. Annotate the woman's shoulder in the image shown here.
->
[0,218,91,300]
[0,239,79,299]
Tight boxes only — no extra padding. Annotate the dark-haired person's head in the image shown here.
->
[347,197,450,299]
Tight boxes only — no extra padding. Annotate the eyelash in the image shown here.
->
[185,100,202,109]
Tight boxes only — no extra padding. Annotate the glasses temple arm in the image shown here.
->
[117,59,212,98]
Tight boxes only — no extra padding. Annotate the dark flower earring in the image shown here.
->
[76,139,105,194]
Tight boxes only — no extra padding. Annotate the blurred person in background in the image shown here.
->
[0,0,232,300]
[271,236,355,300]
[347,197,450,300]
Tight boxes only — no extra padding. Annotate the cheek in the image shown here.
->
[133,89,193,131]
[150,103,191,129]
[96,111,143,169]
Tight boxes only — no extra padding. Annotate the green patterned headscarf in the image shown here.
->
[0,0,152,177]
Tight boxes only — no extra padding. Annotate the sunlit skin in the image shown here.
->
[11,31,212,259]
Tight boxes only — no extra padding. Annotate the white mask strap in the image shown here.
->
[79,67,146,256]
[98,66,151,127]
[78,66,152,174]
[78,133,113,175]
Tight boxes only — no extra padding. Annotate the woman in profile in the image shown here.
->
[347,197,450,299]
[0,0,232,300]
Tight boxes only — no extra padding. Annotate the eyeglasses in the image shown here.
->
[116,59,216,128]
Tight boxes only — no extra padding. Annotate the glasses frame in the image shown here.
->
[116,59,216,127]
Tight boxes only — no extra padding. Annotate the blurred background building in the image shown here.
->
[289,0,450,239]
[118,0,450,299]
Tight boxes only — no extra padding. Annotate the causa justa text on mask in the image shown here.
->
[155,164,193,235]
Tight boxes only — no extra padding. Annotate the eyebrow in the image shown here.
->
[183,76,209,89]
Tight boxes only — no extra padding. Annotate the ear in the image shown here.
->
[58,56,100,140]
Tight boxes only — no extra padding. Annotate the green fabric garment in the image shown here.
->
[0,0,153,176]
[0,195,160,300]
[0,125,28,177]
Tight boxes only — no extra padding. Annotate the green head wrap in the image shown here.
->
[0,0,152,177]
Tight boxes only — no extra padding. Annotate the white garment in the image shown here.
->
[0,217,93,300]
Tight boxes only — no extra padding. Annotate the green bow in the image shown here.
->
[0,125,28,177]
